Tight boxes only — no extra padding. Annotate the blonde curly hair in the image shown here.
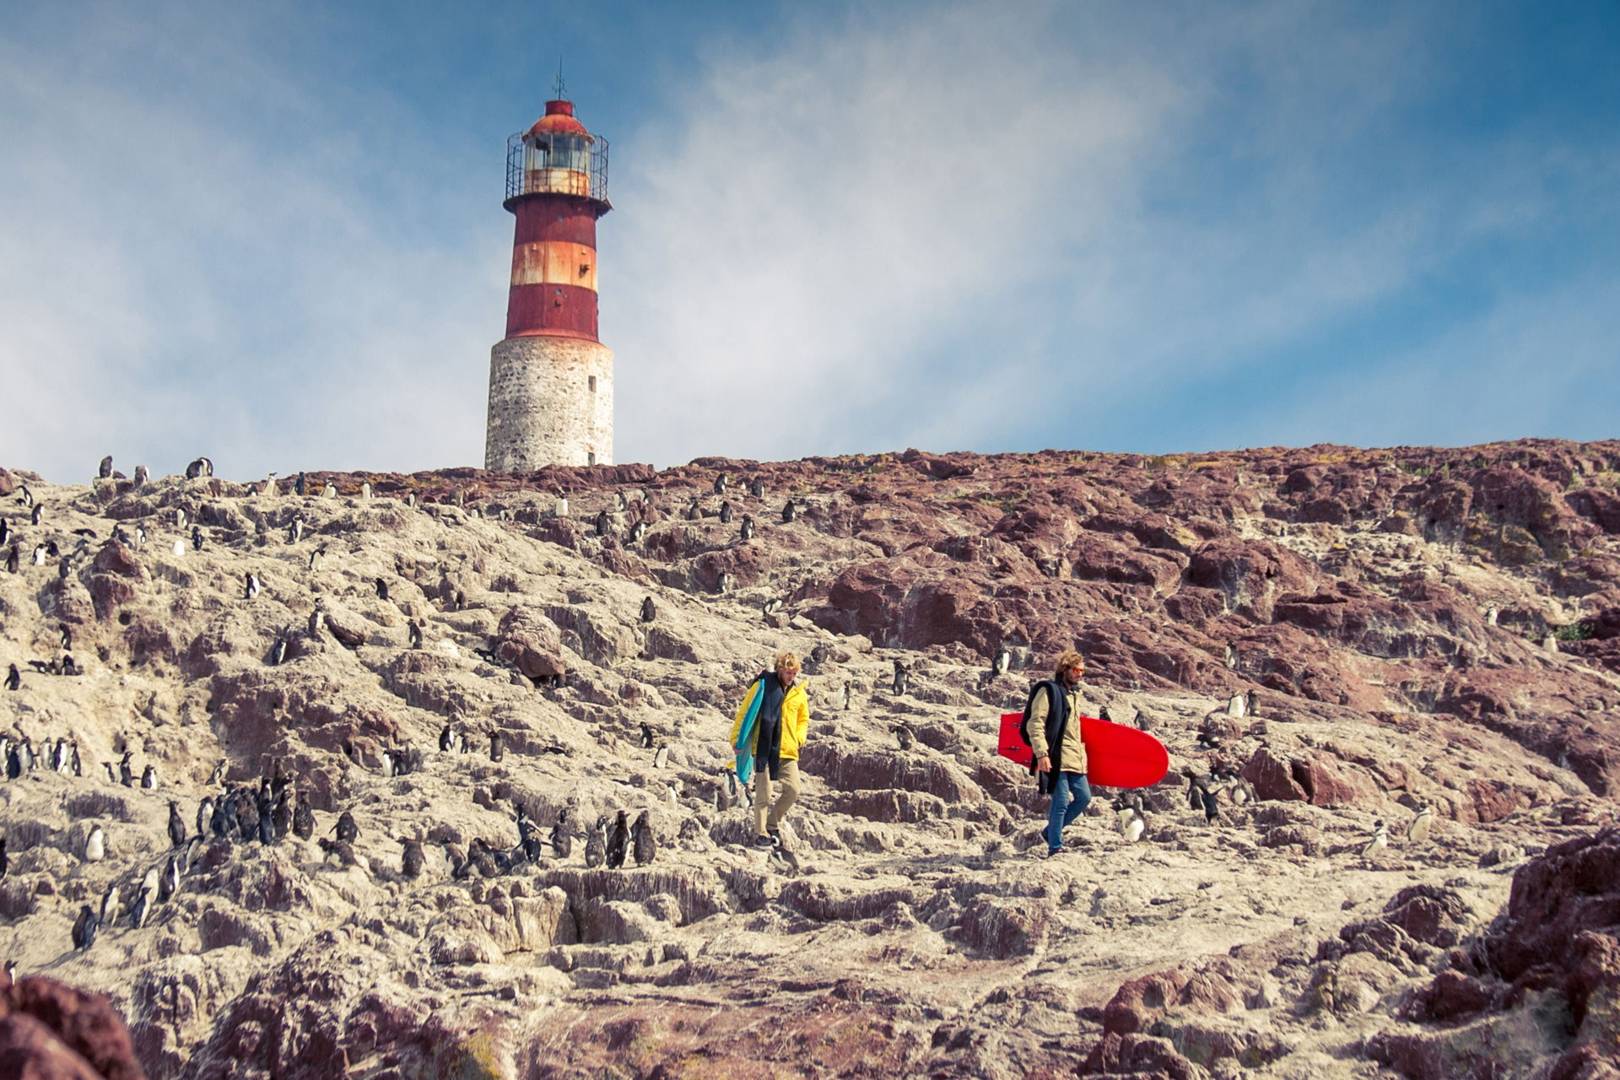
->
[774,650,801,674]
[1053,649,1086,679]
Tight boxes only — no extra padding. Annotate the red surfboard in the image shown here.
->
[999,712,1169,788]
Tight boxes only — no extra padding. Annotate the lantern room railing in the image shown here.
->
[505,131,610,204]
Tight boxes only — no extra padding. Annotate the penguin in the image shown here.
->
[245,572,261,600]
[892,660,908,697]
[401,838,425,880]
[174,507,188,530]
[554,492,569,518]
[210,795,236,840]
[269,637,288,666]
[407,620,423,648]
[128,886,152,929]
[191,525,204,552]
[489,731,504,762]
[119,752,134,787]
[196,797,214,839]
[584,816,607,868]
[134,524,146,548]
[0,518,6,546]
[653,745,670,769]
[141,764,158,790]
[322,482,337,499]
[739,516,755,542]
[269,788,292,837]
[51,738,69,773]
[631,810,655,866]
[438,723,454,753]
[718,501,733,525]
[33,543,48,566]
[516,808,543,863]
[58,624,72,652]
[841,680,852,711]
[762,597,783,616]
[991,647,1011,679]
[30,503,43,526]
[287,519,304,544]
[72,905,99,951]
[1200,786,1221,824]
[1122,805,1147,844]
[7,664,23,692]
[133,464,150,487]
[208,759,227,786]
[551,809,573,861]
[713,474,728,495]
[375,578,389,601]
[84,824,106,862]
[639,722,654,749]
[170,538,186,559]
[292,798,314,841]
[98,455,113,479]
[4,546,16,574]
[168,801,187,848]
[684,497,701,521]
[334,810,359,843]
[186,456,214,479]
[158,853,181,901]
[405,493,417,509]
[893,725,914,751]
[640,596,656,623]
[308,544,327,572]
[594,510,610,537]
[0,835,6,877]
[627,520,646,544]
[98,881,120,928]
[606,810,629,869]
[100,761,115,784]
[716,572,732,594]
[1406,803,1433,844]
[1195,729,1222,751]
[748,476,766,498]
[1226,692,1247,719]
[781,500,797,523]
[1360,820,1389,858]
[308,608,325,639]
[360,482,371,500]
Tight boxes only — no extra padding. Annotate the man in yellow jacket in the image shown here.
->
[730,651,810,847]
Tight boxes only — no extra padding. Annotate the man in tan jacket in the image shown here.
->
[1025,649,1094,856]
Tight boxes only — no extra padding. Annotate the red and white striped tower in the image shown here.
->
[484,96,613,470]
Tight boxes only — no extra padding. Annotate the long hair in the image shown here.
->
[1052,649,1085,680]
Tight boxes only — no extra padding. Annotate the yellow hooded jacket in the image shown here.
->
[729,676,810,761]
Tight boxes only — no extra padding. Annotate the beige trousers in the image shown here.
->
[753,758,801,835]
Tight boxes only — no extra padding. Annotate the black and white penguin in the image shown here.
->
[627,520,646,544]
[1360,819,1389,857]
[307,544,327,572]
[375,578,389,601]
[30,503,43,526]
[653,745,670,769]
[1186,773,1204,811]
[606,810,629,869]
[158,853,181,902]
[245,572,261,600]
[550,809,573,861]
[4,546,17,574]
[321,482,337,499]
[269,637,287,666]
[438,723,454,753]
[639,722,654,750]
[407,620,423,649]
[991,647,1011,679]
[594,509,610,537]
[0,518,7,546]
[1406,803,1434,844]
[168,801,187,848]
[1200,786,1221,824]
[334,810,358,843]
[4,664,19,692]
[98,455,114,479]
[892,724,914,751]
[489,732,504,762]
[712,474,728,495]
[640,596,656,623]
[781,500,797,524]
[83,824,106,862]
[128,886,151,929]
[133,464,149,487]
[292,797,314,841]
[718,501,733,525]
[208,759,227,786]
[892,660,908,697]
[287,518,304,544]
[141,764,158,790]
[401,838,425,880]
[748,476,765,498]
[762,597,783,616]
[196,797,214,839]
[584,816,607,868]
[58,624,72,652]
[631,810,655,866]
[72,905,99,951]
[191,525,204,552]
[0,835,6,877]
[98,881,120,927]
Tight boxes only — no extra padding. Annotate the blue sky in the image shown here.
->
[1,1,1616,481]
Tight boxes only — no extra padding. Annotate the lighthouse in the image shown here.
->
[484,97,613,471]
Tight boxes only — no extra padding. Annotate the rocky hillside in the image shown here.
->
[0,438,1617,1079]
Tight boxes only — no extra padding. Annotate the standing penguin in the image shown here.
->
[292,798,315,841]
[72,905,99,951]
[141,764,158,790]
[631,810,655,866]
[488,732,504,762]
[1406,803,1434,844]
[407,620,423,649]
[550,809,573,861]
[128,886,151,930]
[1360,820,1389,858]
[606,810,629,869]
[167,801,187,848]
[4,664,20,692]
[334,810,359,843]
[118,752,133,787]
[640,596,656,623]
[583,816,607,868]
[83,824,106,862]
[401,838,425,880]
[892,660,908,696]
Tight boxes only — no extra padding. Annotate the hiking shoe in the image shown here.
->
[753,834,776,849]
[1046,847,1067,859]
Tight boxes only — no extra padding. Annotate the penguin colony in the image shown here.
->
[0,455,1466,1022]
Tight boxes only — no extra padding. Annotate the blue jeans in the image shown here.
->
[1045,771,1091,852]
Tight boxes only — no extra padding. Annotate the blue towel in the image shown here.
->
[732,677,766,786]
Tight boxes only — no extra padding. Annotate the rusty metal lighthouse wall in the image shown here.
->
[485,99,614,471]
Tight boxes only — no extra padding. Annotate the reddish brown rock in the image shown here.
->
[495,607,568,680]
[0,976,145,1080]
[1242,747,1307,802]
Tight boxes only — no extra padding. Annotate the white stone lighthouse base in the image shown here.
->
[484,336,614,471]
